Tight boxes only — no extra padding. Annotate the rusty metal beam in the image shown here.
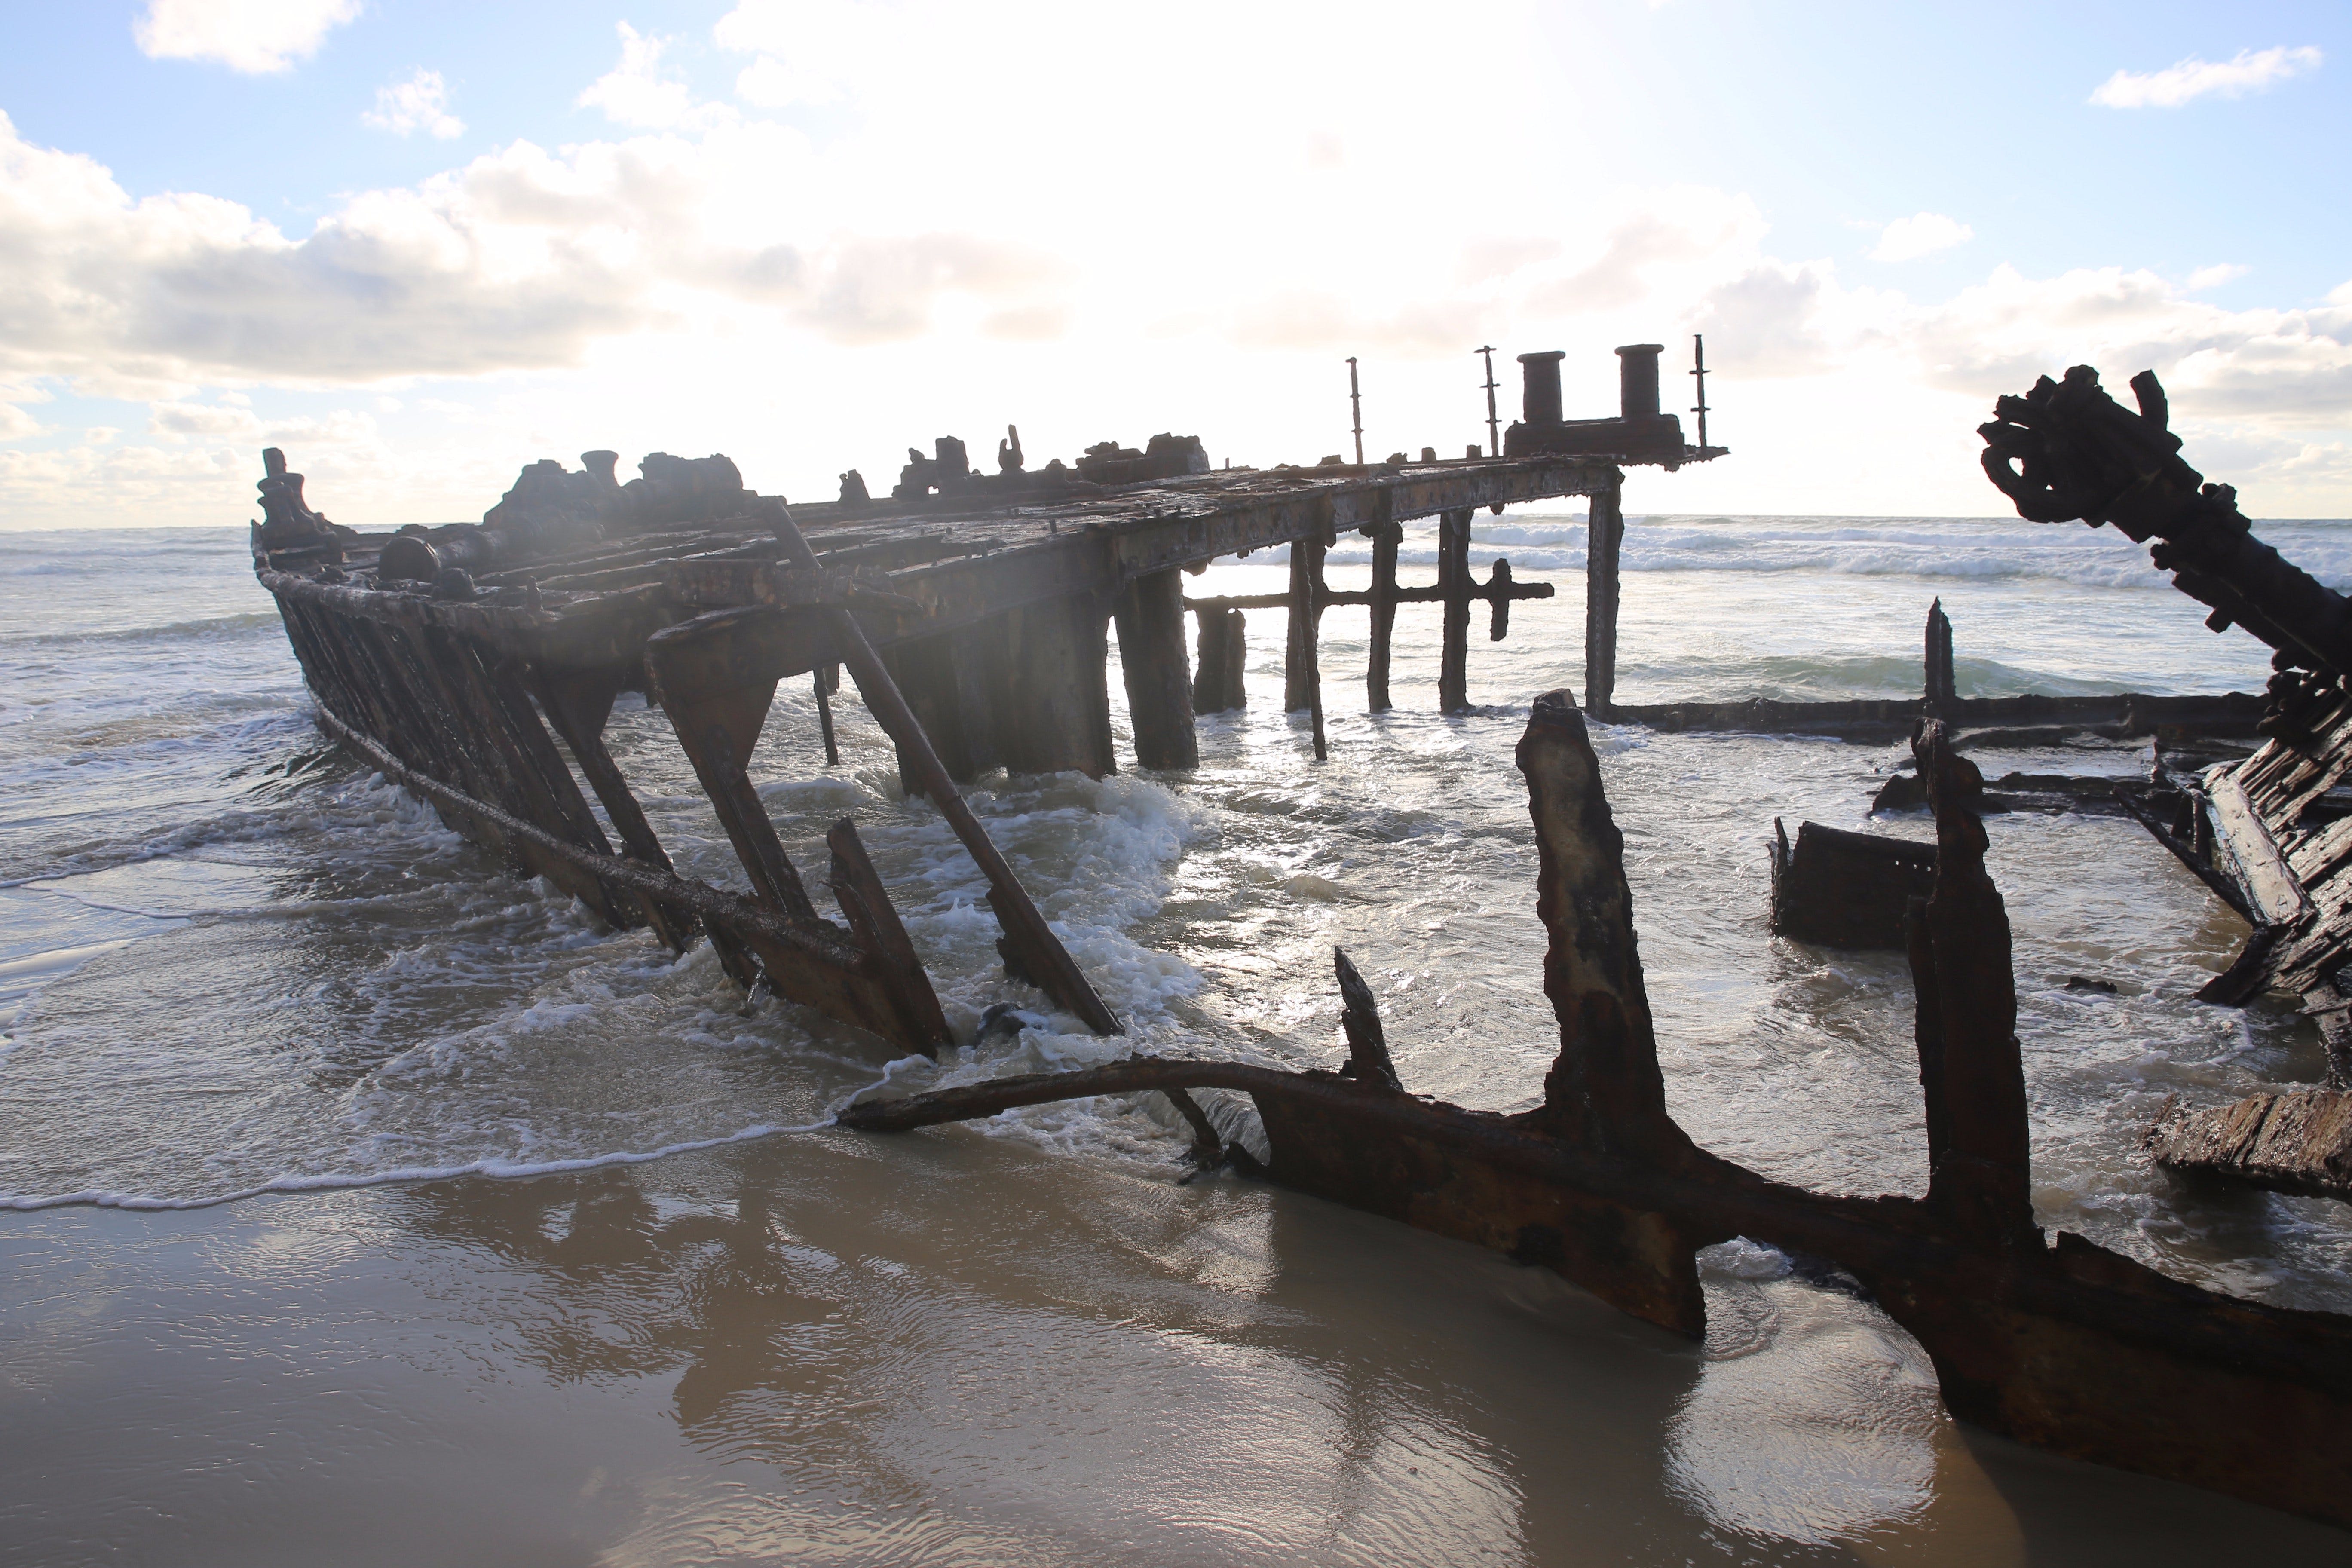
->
[839,697,2352,1530]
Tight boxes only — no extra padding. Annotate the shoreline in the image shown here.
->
[11,1130,2347,1567]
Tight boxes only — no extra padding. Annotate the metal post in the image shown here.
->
[1584,475,1624,718]
[1346,357,1365,465]
[1476,345,1501,459]
[1690,334,1711,450]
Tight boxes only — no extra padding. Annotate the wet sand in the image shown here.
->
[6,1127,2345,1567]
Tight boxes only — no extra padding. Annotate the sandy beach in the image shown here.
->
[12,1124,2352,1567]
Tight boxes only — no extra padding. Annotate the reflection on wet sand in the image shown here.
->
[11,1123,2337,1567]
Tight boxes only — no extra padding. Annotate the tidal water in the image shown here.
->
[3,514,2349,1565]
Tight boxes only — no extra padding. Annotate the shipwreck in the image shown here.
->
[249,347,2352,1531]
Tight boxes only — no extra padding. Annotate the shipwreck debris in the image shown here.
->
[1767,818,1935,949]
[253,346,1711,1057]
[1978,364,2352,1213]
[2147,1090,2352,1204]
[841,700,2352,1530]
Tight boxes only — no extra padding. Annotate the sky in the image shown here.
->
[1,0,2349,529]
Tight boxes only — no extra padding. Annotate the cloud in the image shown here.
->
[2090,46,2322,109]
[1686,262,1837,376]
[1527,196,1764,315]
[150,397,265,438]
[133,0,362,74]
[578,22,734,132]
[2187,263,2251,291]
[798,233,1067,344]
[1227,292,1488,357]
[1831,261,2352,424]
[0,109,1072,392]
[717,0,873,108]
[0,402,47,440]
[364,68,464,139]
[1869,212,1970,263]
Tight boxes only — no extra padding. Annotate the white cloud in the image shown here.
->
[717,0,873,108]
[2187,263,2251,291]
[2090,46,2322,109]
[734,53,847,110]
[0,107,1071,395]
[578,22,735,132]
[364,68,464,139]
[1869,212,1971,263]
[133,0,362,74]
[0,402,48,440]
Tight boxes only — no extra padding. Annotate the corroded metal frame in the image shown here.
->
[841,699,2352,1530]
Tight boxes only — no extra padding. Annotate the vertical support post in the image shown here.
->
[882,630,992,792]
[1285,539,1327,759]
[1908,721,2036,1246]
[1689,334,1711,450]
[1476,345,1501,463]
[984,594,1117,779]
[1924,598,1957,712]
[1513,686,1706,1333]
[1438,508,1473,714]
[1113,568,1199,771]
[1192,604,1247,715]
[1347,357,1365,466]
[813,668,839,766]
[1583,474,1625,719]
[1367,522,1401,712]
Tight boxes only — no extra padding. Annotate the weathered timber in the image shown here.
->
[1332,947,1401,1092]
[1583,473,1625,718]
[879,628,995,789]
[1616,691,2261,742]
[812,667,839,766]
[1366,521,1401,712]
[1192,605,1247,715]
[1284,539,1328,759]
[2147,1090,2352,1204]
[1925,598,1956,711]
[1283,539,1323,714]
[1768,818,1938,949]
[1908,725,2036,1243]
[2113,785,2260,922]
[763,504,1123,1035]
[985,593,1117,778]
[1438,509,1473,714]
[1487,558,1516,642]
[1187,579,1553,615]
[314,704,949,1051]
[1113,568,1198,771]
[841,702,2352,1530]
[1873,769,2139,817]
[2207,770,2313,928]
[2313,978,2352,1090]
[2183,688,2352,1004]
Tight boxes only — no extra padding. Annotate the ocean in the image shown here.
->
[3,512,2349,1564]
